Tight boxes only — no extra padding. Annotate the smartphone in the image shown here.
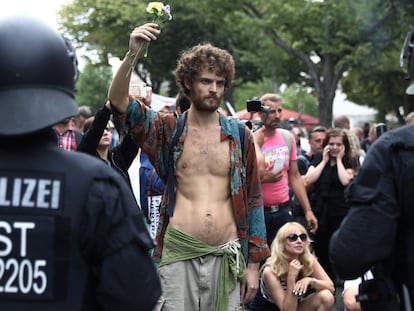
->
[273,158,284,172]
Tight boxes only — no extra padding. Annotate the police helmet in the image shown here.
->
[0,15,79,136]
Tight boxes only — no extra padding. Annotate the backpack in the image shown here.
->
[279,128,293,159]
[296,154,311,176]
[166,113,246,217]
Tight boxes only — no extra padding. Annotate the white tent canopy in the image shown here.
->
[151,93,176,111]
[333,90,377,128]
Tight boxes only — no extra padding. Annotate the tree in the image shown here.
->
[58,0,265,99]
[75,61,113,113]
[341,18,414,125]
[59,0,414,126]
[233,0,413,127]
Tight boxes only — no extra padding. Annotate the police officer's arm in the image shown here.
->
[80,173,160,310]
[108,23,160,114]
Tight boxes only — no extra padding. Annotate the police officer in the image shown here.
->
[329,31,414,308]
[0,15,161,310]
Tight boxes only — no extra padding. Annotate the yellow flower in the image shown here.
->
[146,2,164,17]
[126,2,172,76]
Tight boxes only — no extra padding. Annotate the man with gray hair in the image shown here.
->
[333,115,350,129]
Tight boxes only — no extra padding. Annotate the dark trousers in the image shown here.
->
[264,202,293,247]
[249,287,280,311]
[314,215,344,284]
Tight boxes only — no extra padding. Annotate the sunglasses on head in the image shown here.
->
[286,233,307,242]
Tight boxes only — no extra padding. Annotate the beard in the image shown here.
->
[266,119,280,129]
[191,93,221,112]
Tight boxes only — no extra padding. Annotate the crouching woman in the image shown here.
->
[250,222,335,311]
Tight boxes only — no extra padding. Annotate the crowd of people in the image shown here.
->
[1,14,414,311]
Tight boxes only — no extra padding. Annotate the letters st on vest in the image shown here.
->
[0,171,64,300]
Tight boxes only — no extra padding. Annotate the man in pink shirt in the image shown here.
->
[254,93,318,245]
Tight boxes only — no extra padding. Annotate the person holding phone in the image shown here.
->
[304,128,357,284]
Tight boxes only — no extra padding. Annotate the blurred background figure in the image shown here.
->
[351,126,364,142]
[291,125,307,157]
[360,123,377,153]
[333,115,350,130]
[77,100,139,187]
[292,126,327,234]
[405,111,414,124]
[52,117,83,151]
[74,105,92,131]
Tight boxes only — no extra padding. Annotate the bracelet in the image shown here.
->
[311,277,317,288]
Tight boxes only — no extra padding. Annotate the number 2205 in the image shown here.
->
[0,258,47,294]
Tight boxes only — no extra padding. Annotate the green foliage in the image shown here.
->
[232,78,275,111]
[75,62,113,114]
[281,84,318,117]
[232,80,318,117]
[58,0,414,126]
[59,0,265,96]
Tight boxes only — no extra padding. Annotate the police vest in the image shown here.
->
[0,140,111,309]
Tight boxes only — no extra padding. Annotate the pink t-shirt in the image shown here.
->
[261,130,297,206]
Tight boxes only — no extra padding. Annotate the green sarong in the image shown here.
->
[160,226,247,311]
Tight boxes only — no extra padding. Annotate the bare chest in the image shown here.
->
[177,127,230,176]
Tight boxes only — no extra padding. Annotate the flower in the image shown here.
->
[147,2,173,21]
[127,2,172,77]
[144,2,172,57]
[147,2,163,16]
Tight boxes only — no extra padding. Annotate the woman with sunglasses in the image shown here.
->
[250,222,334,310]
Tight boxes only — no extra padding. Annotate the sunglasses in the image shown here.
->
[286,233,307,242]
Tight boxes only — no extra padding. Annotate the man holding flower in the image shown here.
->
[108,22,270,310]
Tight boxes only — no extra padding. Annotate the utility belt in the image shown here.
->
[264,201,291,214]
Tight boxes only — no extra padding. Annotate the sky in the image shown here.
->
[0,0,92,69]
[0,0,69,30]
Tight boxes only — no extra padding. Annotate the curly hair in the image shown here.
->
[266,222,315,279]
[175,43,235,97]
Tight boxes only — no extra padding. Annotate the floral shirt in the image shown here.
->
[113,98,270,263]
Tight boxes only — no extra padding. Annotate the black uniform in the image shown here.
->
[0,131,161,310]
[330,123,414,303]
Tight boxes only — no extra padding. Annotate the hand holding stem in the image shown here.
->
[126,23,160,77]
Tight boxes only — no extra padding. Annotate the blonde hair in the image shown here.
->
[266,222,315,279]
[344,129,364,157]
